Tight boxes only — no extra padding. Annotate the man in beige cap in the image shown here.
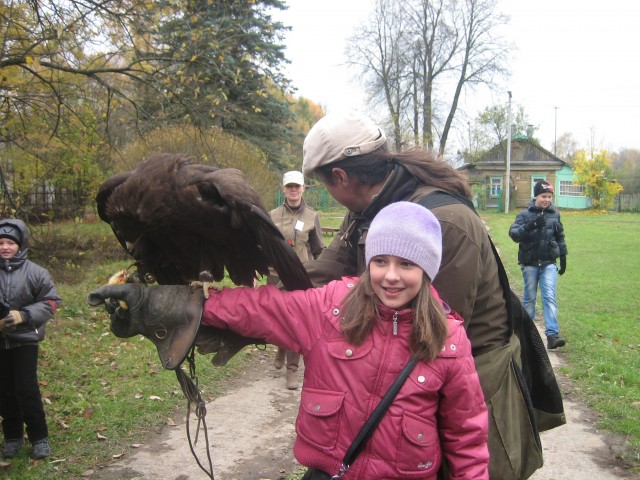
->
[301,111,564,479]
[268,171,324,389]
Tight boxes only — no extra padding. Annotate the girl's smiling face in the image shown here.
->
[369,255,424,310]
[0,238,19,260]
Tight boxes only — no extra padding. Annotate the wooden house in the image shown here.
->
[458,136,589,210]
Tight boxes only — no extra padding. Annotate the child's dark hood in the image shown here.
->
[0,218,29,263]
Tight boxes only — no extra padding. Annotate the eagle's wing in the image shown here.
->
[250,206,313,290]
[96,153,312,291]
[193,167,312,290]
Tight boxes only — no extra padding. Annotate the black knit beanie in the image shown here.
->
[534,180,554,197]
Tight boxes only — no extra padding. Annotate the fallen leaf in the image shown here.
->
[43,397,52,405]
[131,443,143,448]
[97,425,108,432]
[632,402,640,408]
[96,432,107,441]
[134,393,143,399]
[60,421,69,429]
[81,469,94,477]
[166,418,177,426]
[0,461,10,468]
[149,395,162,401]
[83,407,94,419]
[112,453,124,459]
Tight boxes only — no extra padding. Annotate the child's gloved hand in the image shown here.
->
[524,216,545,231]
[1,311,25,331]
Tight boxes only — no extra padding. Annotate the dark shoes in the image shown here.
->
[547,335,566,349]
[2,437,51,459]
[2,438,23,458]
[31,438,52,460]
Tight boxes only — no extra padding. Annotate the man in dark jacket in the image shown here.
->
[509,180,568,349]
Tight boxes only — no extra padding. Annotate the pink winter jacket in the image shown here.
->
[202,277,489,480]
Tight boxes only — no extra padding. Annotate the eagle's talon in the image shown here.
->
[190,281,221,299]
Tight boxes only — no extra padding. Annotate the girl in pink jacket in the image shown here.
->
[90,202,489,479]
[202,202,488,479]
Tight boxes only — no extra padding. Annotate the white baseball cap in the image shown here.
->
[282,170,304,186]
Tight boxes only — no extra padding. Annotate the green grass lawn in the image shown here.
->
[485,210,640,467]
[1,211,638,478]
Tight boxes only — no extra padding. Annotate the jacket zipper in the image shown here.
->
[392,311,398,335]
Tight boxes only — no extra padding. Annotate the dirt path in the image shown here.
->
[93,340,636,480]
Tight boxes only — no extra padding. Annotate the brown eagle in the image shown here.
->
[95,152,313,364]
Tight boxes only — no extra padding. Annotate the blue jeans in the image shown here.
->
[521,263,560,337]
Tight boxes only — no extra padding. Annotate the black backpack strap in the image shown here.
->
[418,192,565,430]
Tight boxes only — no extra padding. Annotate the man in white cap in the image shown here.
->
[268,171,324,389]
[300,111,564,479]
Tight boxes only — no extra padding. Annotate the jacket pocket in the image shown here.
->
[395,411,441,475]
[298,388,345,450]
[326,336,372,360]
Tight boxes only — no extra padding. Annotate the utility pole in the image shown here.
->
[505,91,512,214]
[554,106,558,155]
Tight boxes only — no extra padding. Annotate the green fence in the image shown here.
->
[273,186,344,212]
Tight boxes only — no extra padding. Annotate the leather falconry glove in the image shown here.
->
[558,256,567,275]
[87,284,266,369]
[88,284,204,370]
[1,310,25,332]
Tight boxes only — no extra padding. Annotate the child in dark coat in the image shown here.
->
[0,219,60,460]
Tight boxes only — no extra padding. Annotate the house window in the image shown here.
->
[490,176,502,198]
[559,180,585,196]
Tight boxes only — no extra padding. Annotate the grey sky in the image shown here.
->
[276,0,640,153]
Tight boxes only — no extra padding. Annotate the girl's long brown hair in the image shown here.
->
[340,269,449,362]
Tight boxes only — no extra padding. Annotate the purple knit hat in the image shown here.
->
[365,202,442,281]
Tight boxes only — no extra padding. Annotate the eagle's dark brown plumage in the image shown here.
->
[96,153,313,291]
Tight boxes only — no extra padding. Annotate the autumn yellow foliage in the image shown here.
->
[572,149,623,209]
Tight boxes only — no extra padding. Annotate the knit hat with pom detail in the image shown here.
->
[534,180,554,197]
[365,202,442,281]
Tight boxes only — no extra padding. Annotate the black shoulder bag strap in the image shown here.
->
[417,191,564,431]
[332,356,418,479]
[417,191,515,335]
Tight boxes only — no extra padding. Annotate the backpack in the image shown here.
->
[418,191,565,432]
